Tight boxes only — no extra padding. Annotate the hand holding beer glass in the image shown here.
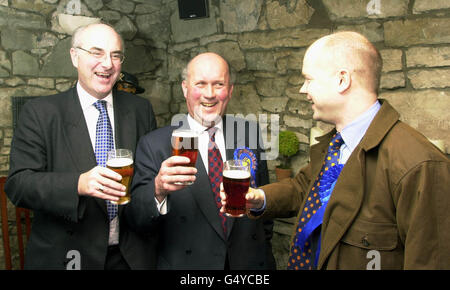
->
[171,129,199,185]
[222,160,251,217]
[107,149,134,205]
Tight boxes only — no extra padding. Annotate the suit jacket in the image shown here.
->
[124,115,276,270]
[5,87,157,269]
[253,100,450,269]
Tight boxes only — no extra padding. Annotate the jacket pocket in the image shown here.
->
[341,219,398,251]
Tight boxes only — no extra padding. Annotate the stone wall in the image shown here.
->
[0,0,449,270]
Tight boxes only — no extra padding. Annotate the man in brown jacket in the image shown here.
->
[221,31,450,269]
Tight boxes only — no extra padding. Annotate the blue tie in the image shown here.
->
[93,100,117,221]
[287,132,344,270]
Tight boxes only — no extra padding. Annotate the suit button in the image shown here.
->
[180,216,186,223]
[252,234,257,240]
[186,249,192,255]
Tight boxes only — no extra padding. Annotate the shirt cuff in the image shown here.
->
[249,188,266,215]
[155,196,168,215]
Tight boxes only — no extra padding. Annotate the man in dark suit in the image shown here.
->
[124,52,275,270]
[5,23,157,269]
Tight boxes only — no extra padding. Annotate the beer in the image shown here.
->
[223,169,251,217]
[107,149,134,205]
[171,129,199,185]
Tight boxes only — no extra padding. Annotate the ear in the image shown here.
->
[337,69,351,93]
[228,84,234,100]
[181,80,188,99]
[70,47,79,68]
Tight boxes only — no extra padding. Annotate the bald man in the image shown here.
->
[221,31,450,269]
[124,52,276,270]
[6,23,157,269]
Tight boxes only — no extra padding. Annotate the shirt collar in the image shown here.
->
[187,114,223,134]
[77,82,113,110]
[340,100,381,152]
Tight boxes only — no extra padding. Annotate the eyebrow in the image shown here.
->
[87,46,123,53]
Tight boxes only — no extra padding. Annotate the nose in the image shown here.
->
[299,82,307,94]
[204,84,214,98]
[100,53,113,68]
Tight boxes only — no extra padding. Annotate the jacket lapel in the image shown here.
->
[62,87,97,172]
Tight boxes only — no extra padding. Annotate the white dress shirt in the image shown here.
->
[77,83,119,245]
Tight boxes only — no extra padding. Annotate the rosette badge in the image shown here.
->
[233,147,257,188]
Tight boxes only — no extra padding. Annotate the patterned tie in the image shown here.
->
[207,127,227,236]
[93,100,117,221]
[287,132,344,270]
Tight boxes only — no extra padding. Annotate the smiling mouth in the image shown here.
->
[201,102,217,108]
[95,72,112,79]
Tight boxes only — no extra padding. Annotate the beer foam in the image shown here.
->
[223,169,251,179]
[106,157,133,167]
[172,130,198,138]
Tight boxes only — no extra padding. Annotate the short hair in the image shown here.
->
[319,31,382,93]
[181,53,236,85]
[71,22,125,53]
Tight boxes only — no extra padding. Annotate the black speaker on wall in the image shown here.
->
[178,0,209,19]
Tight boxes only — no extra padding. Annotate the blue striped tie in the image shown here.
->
[93,100,117,221]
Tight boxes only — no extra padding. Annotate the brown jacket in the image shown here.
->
[255,100,450,269]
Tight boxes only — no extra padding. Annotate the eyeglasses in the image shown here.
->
[75,47,125,64]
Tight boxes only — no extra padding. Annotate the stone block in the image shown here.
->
[221,0,262,33]
[380,49,403,72]
[408,68,450,89]
[380,90,450,153]
[283,115,312,129]
[413,0,450,14]
[266,0,314,29]
[406,46,450,68]
[380,72,405,90]
[12,51,39,76]
[1,28,36,50]
[385,18,450,47]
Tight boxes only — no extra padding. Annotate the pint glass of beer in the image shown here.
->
[107,149,134,205]
[171,129,199,185]
[223,160,251,217]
